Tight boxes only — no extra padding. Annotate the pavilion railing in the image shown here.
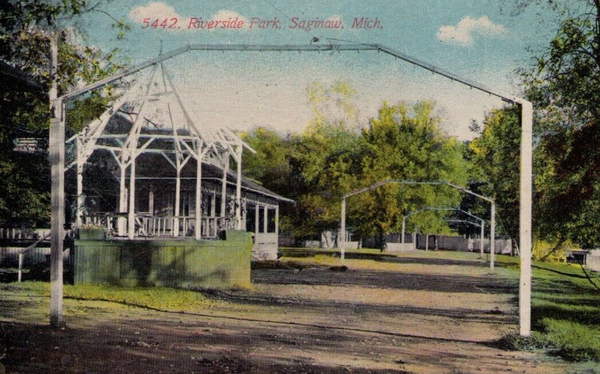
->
[82,213,233,239]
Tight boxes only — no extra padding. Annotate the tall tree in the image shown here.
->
[468,107,520,241]
[355,101,468,243]
[0,0,126,226]
[518,0,600,247]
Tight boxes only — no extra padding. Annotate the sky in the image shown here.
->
[69,0,561,140]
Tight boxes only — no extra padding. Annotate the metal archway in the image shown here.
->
[49,41,533,336]
[340,180,496,267]
[401,207,487,259]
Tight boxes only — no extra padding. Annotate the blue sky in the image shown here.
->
[70,0,560,140]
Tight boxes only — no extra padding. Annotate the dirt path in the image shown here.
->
[1,251,574,373]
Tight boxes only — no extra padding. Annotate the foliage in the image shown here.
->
[0,1,127,226]
[518,0,600,248]
[532,240,571,262]
[468,107,520,240]
[356,101,468,240]
[243,81,470,242]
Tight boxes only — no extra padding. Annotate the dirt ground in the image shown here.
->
[0,251,582,373]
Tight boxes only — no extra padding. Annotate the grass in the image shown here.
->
[3,281,220,312]
[495,255,600,362]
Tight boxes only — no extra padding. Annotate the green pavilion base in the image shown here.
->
[73,230,252,289]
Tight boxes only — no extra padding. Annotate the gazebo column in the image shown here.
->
[118,164,127,236]
[210,192,216,217]
[242,199,247,231]
[235,152,242,230]
[221,154,229,217]
[255,204,259,235]
[127,157,136,239]
[148,188,154,214]
[275,205,279,235]
[194,152,203,240]
[75,157,84,227]
[173,166,181,237]
[263,205,268,233]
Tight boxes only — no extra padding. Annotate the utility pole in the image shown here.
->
[49,31,65,327]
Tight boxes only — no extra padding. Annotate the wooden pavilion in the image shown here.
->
[65,62,291,260]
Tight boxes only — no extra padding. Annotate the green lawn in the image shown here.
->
[495,255,600,362]
[3,282,220,312]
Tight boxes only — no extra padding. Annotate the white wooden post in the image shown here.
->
[210,192,216,217]
[75,138,84,227]
[401,216,406,244]
[235,150,242,230]
[127,157,136,239]
[275,205,279,235]
[18,252,24,282]
[174,165,181,236]
[490,201,496,270]
[255,204,259,235]
[425,234,429,251]
[340,198,346,261]
[118,165,127,235]
[519,100,533,337]
[49,32,64,327]
[221,154,229,217]
[148,189,154,214]
[194,150,202,240]
[480,221,485,258]
[263,204,268,233]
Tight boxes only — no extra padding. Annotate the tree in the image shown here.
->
[0,1,127,226]
[468,107,521,241]
[355,101,469,245]
[292,81,363,237]
[518,0,600,248]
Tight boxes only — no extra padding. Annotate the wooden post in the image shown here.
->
[118,164,127,235]
[174,166,181,236]
[49,32,64,327]
[263,204,268,233]
[127,157,136,239]
[194,149,202,240]
[221,153,229,218]
[490,201,496,270]
[235,149,242,230]
[18,252,23,282]
[255,204,259,235]
[75,137,84,227]
[148,189,154,214]
[425,234,429,251]
[401,216,406,244]
[519,100,533,336]
[210,191,216,217]
[340,198,346,261]
[275,205,279,235]
[480,221,485,258]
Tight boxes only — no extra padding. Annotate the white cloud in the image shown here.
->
[128,2,182,23]
[437,16,506,46]
[129,3,249,32]
[210,9,250,31]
